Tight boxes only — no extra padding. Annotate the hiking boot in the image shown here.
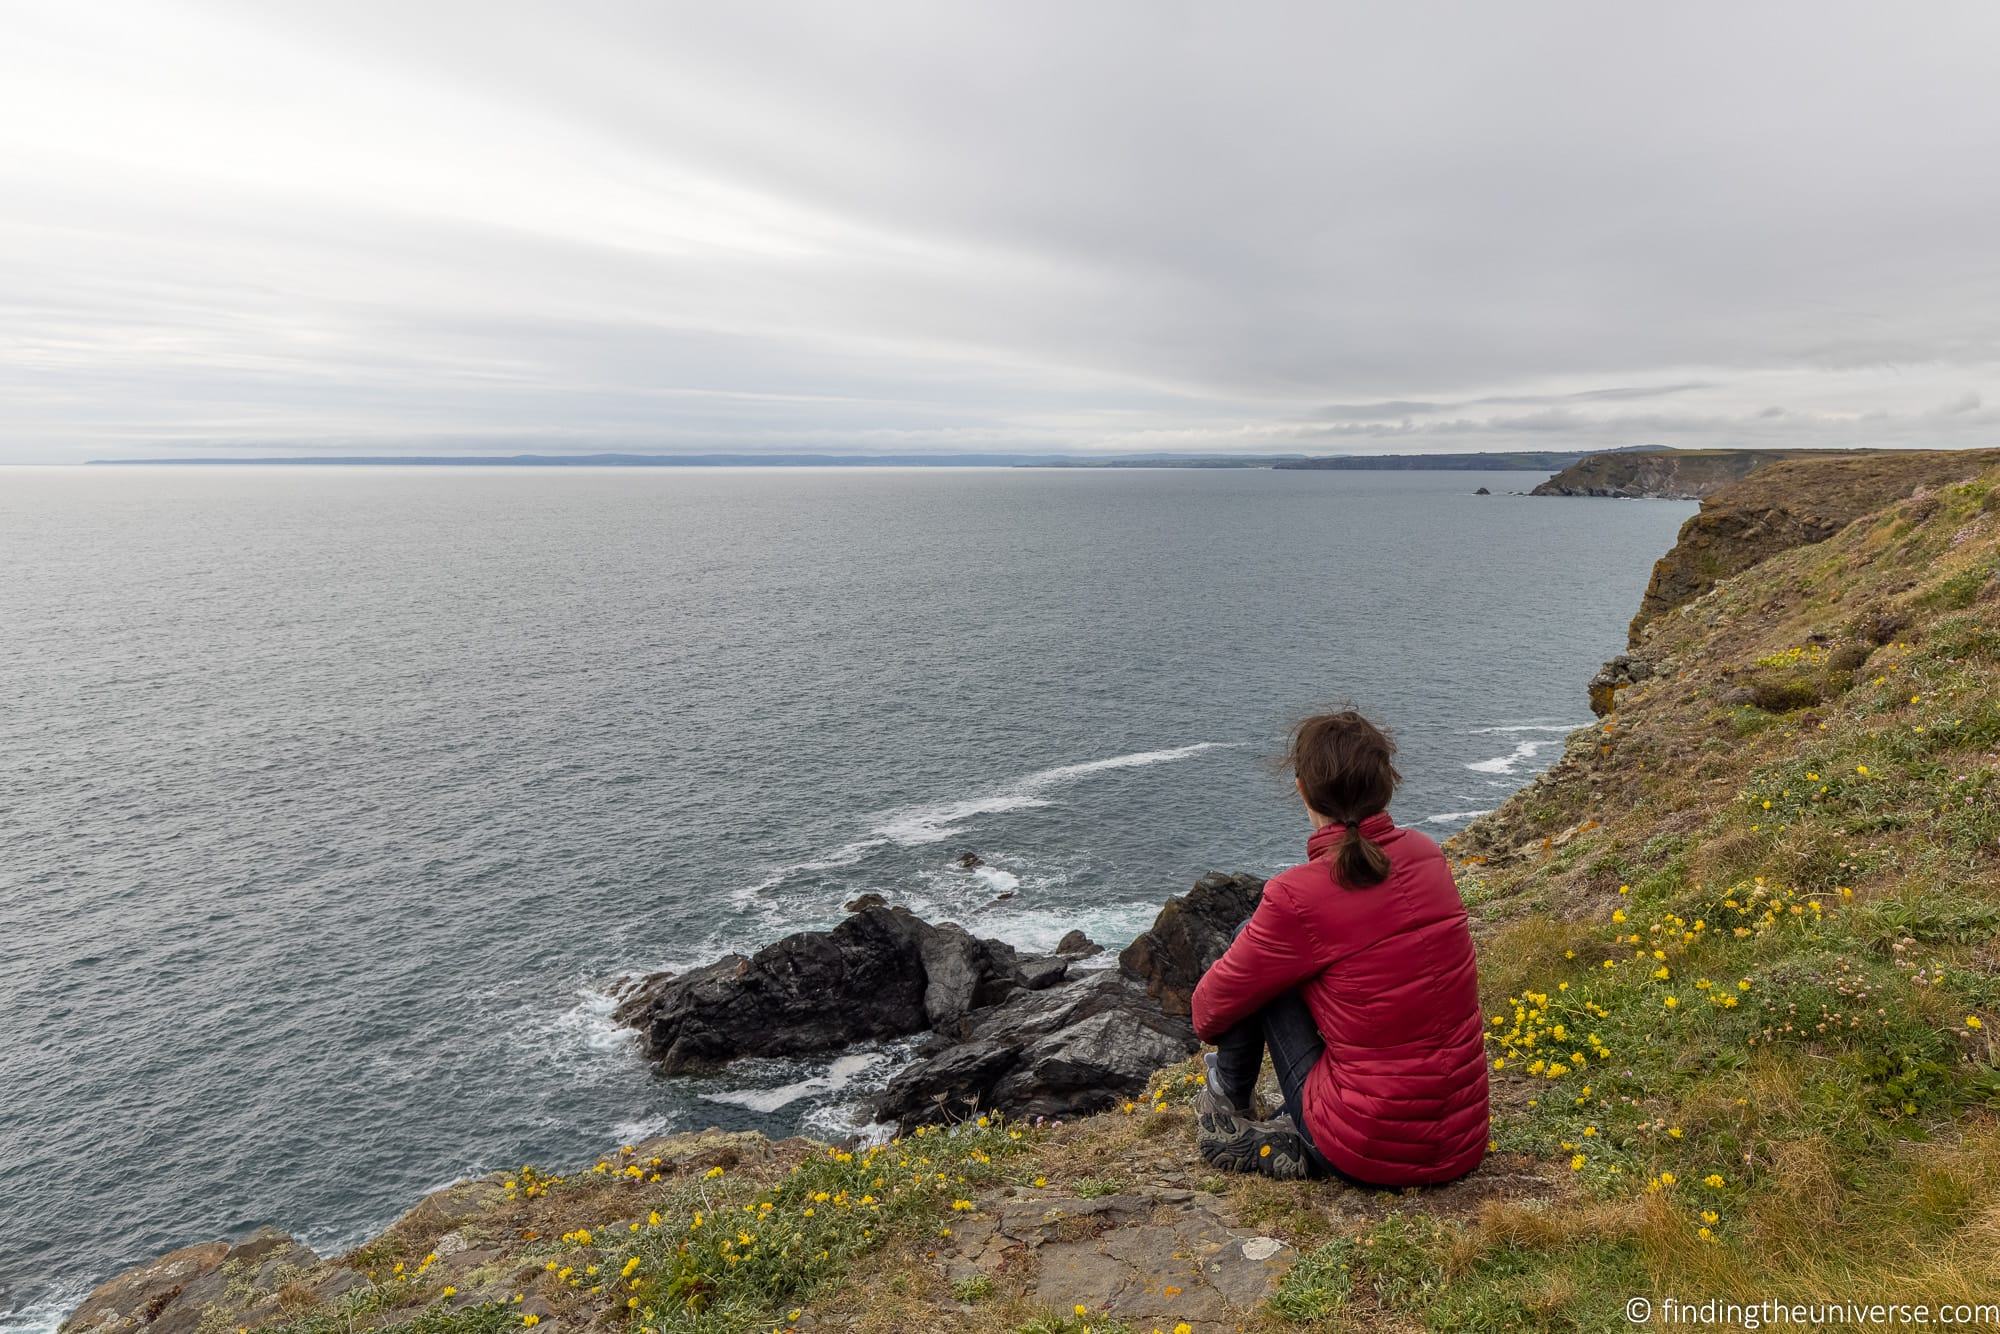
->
[1195,1082,1261,1173]
[1248,1113,1314,1181]
[1195,1053,1263,1172]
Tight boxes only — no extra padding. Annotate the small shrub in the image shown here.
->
[950,1275,994,1304]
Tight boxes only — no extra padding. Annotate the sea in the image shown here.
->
[0,465,1693,1330]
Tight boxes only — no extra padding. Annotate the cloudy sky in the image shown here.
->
[4,1,1999,461]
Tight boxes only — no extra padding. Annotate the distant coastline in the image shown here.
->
[84,447,1642,470]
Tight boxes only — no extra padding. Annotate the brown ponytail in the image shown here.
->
[1287,710,1400,888]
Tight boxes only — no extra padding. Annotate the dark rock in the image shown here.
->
[1018,956,1070,990]
[619,872,1265,1128]
[919,918,1022,1033]
[956,851,984,869]
[609,969,677,1029]
[874,970,1198,1129]
[1117,872,1264,1017]
[1474,486,1491,495]
[626,905,1021,1070]
[1055,929,1102,958]
[844,892,887,913]
[1855,608,1907,646]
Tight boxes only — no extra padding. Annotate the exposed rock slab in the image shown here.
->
[937,1187,1295,1328]
[63,1230,318,1334]
[873,970,1199,1129]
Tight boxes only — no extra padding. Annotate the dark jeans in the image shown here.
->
[1210,922,1338,1177]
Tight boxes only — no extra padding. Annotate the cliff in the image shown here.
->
[1529,447,1854,499]
[64,453,2000,1333]
[1625,447,2000,646]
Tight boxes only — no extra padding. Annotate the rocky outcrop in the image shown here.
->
[62,1230,320,1334]
[1117,872,1265,1017]
[616,873,1264,1127]
[873,874,1263,1128]
[615,905,1026,1069]
[1586,652,1653,717]
[1626,448,2000,644]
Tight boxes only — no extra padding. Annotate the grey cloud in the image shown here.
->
[2,0,1999,459]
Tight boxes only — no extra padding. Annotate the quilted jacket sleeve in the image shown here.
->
[1190,880,1326,1042]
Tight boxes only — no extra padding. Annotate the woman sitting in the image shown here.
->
[1190,710,1489,1185]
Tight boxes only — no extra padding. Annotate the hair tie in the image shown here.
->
[1344,818,1360,832]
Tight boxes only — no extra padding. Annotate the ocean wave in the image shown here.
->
[608,1114,679,1142]
[1417,809,1495,825]
[738,838,890,897]
[739,742,1232,898]
[698,1042,915,1119]
[969,865,1020,895]
[869,743,1230,847]
[1,1283,91,1334]
[1468,723,1588,734]
[1466,737,1565,775]
[956,901,1160,955]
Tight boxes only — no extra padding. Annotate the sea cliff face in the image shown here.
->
[62,450,2000,1332]
[1625,447,2000,646]
[1528,447,1844,499]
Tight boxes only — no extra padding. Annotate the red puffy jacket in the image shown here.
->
[1191,813,1488,1186]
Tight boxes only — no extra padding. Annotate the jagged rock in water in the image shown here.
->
[1117,871,1265,1017]
[617,872,1264,1123]
[843,891,887,912]
[1055,929,1102,957]
[622,905,1022,1071]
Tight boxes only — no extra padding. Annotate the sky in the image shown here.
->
[3,1,1999,462]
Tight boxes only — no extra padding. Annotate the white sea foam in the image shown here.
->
[739,742,1232,898]
[970,864,1021,895]
[740,838,888,896]
[1469,723,1587,734]
[1466,737,1564,774]
[869,743,1230,846]
[1417,809,1495,825]
[700,1049,897,1115]
[969,901,1161,955]
[609,1114,678,1142]
[812,1109,898,1144]
[1,1286,90,1334]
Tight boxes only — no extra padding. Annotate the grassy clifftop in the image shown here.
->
[1625,448,2000,644]
[65,455,2000,1333]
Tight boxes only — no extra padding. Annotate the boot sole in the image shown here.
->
[1253,1122,1314,1181]
[1195,1089,1263,1174]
